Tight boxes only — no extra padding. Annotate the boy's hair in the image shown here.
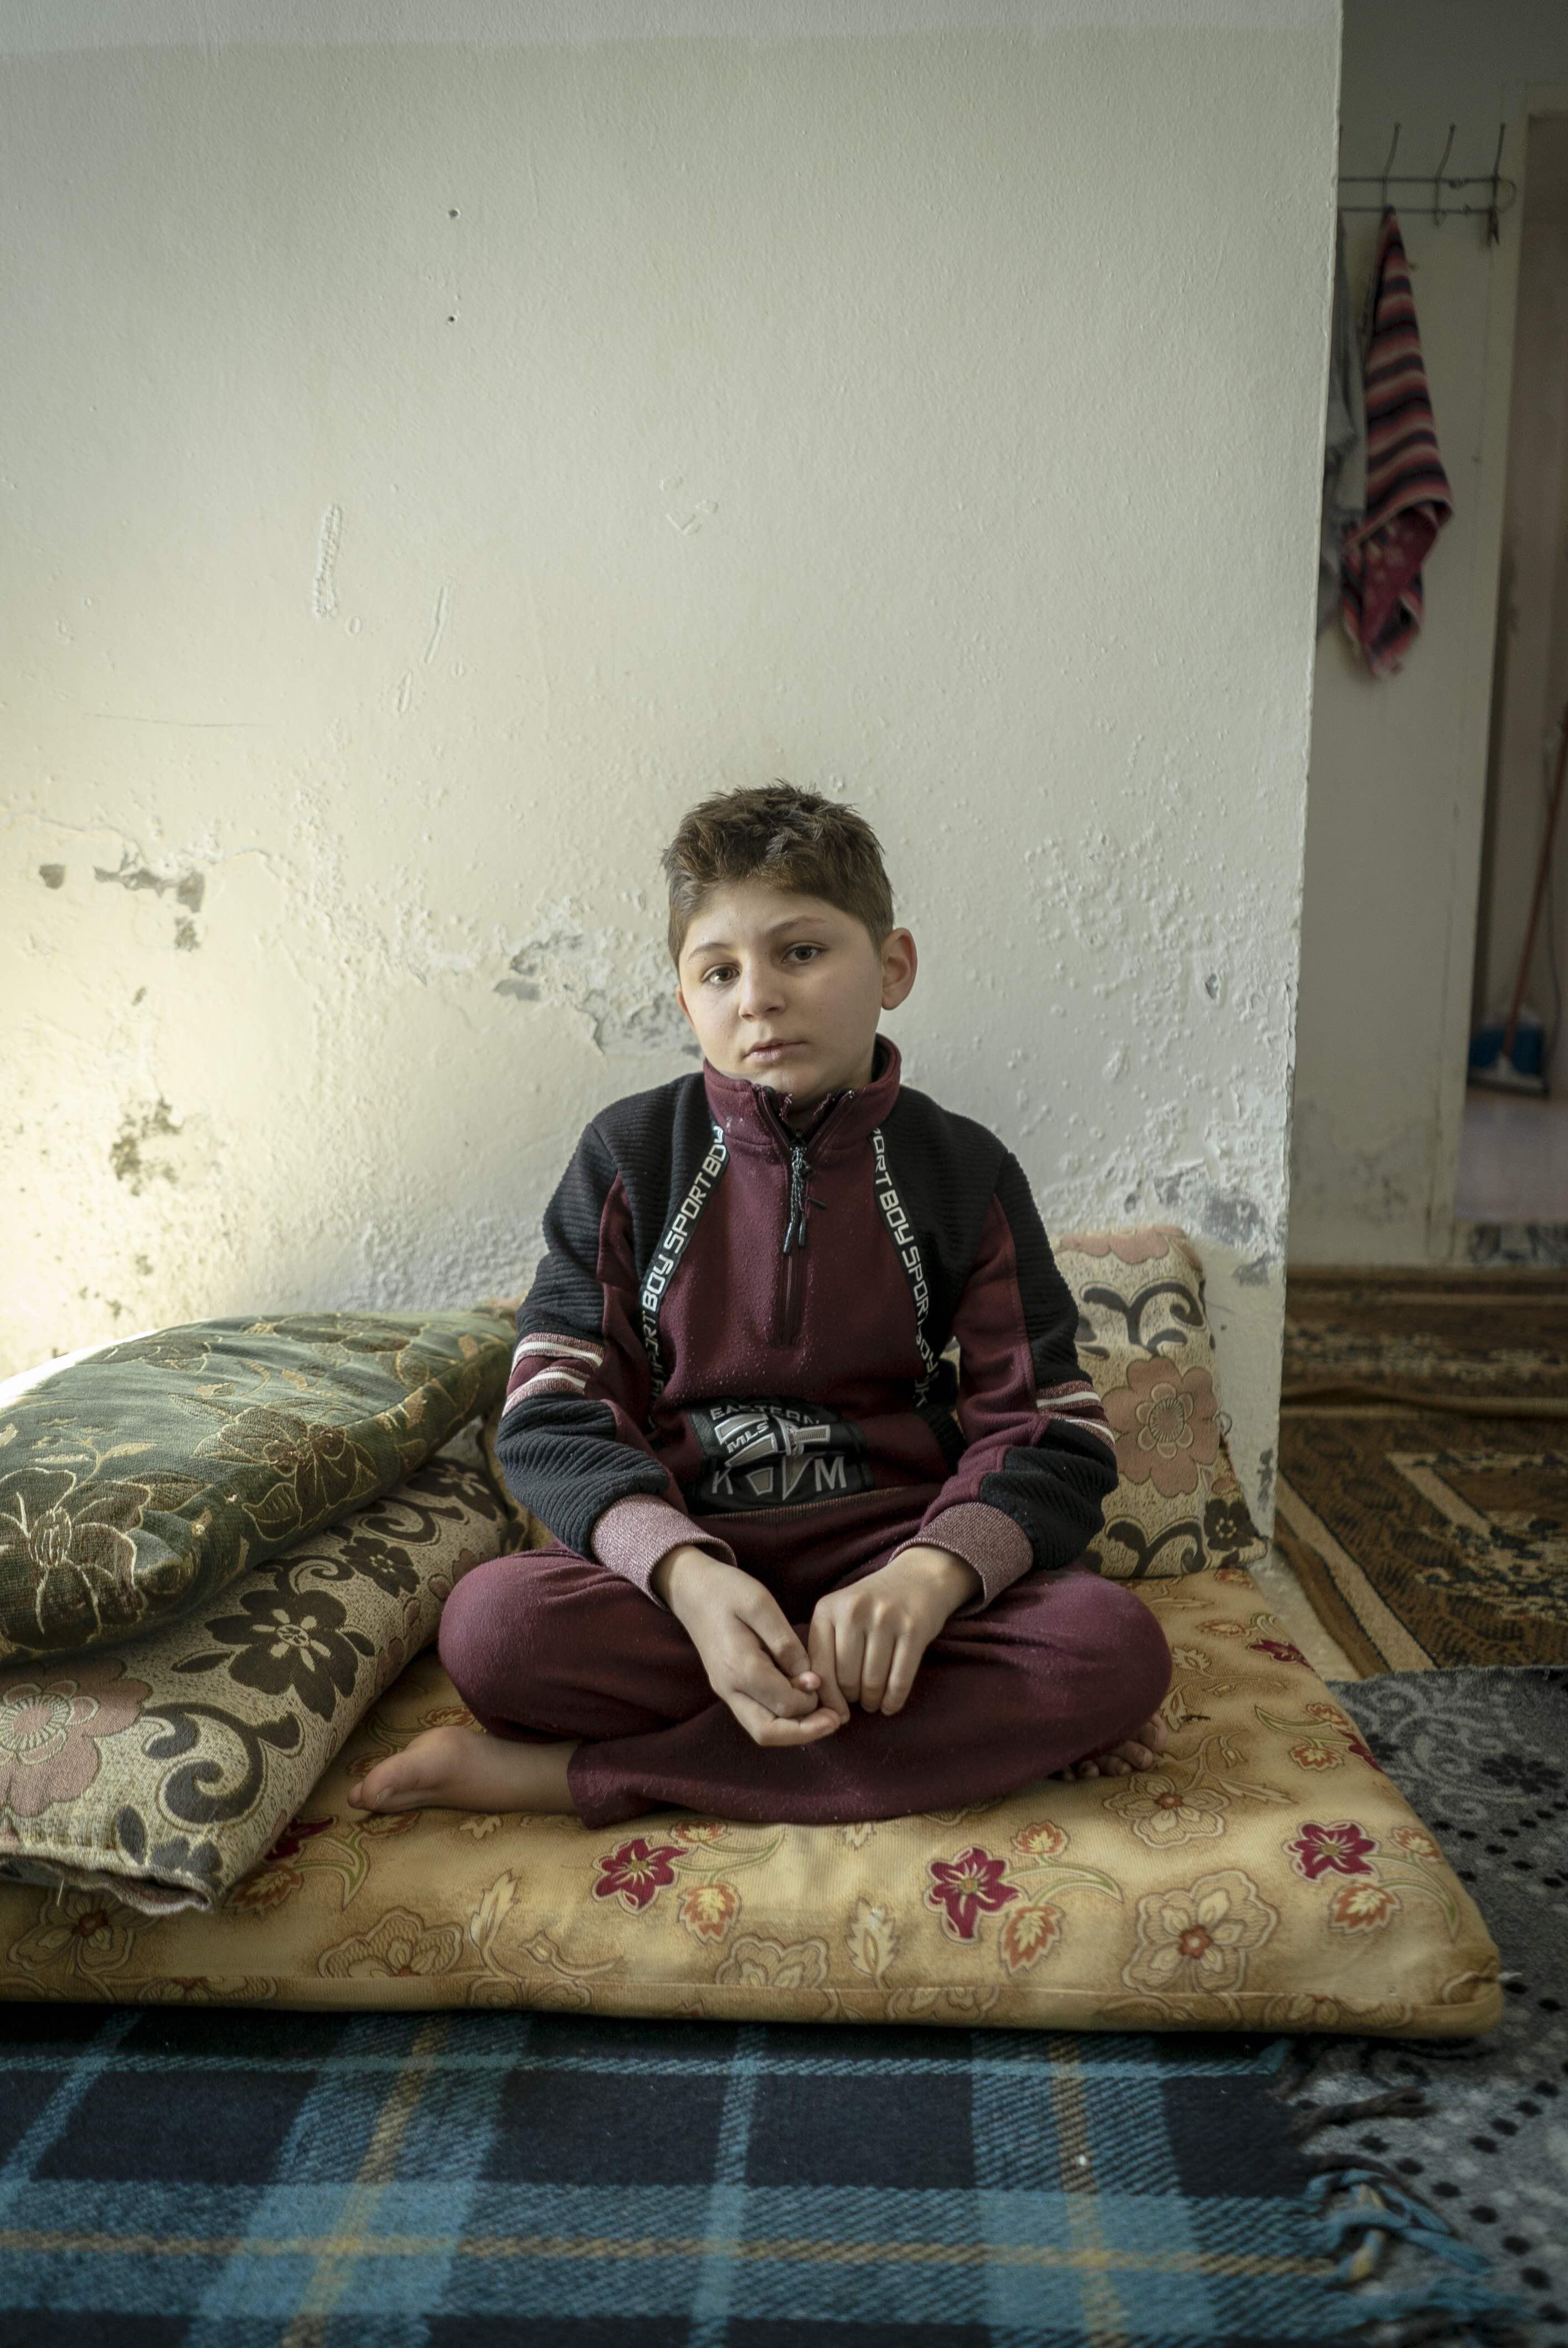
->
[661,781,895,964]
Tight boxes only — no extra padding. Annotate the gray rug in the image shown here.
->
[1287,1665,1568,2344]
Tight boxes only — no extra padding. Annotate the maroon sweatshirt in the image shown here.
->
[496,1035,1117,1612]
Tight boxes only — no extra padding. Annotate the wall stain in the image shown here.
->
[1153,1169,1280,1257]
[494,919,698,1059]
[38,863,65,889]
[111,1096,183,1194]
[174,918,200,951]
[1255,1443,1276,1520]
[1288,1100,1428,1235]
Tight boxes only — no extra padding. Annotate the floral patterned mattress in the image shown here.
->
[0,1566,1501,2035]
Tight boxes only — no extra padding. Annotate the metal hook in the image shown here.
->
[1487,121,1506,246]
[1432,122,1456,225]
[1380,122,1401,213]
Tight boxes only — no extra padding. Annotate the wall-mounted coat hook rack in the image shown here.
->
[1337,120,1515,235]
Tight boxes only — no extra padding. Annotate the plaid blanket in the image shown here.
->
[0,2007,1371,2345]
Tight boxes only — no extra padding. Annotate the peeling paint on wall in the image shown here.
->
[90,854,206,954]
[495,912,699,1060]
[313,502,343,619]
[93,855,205,911]
[423,583,452,664]
[38,864,65,889]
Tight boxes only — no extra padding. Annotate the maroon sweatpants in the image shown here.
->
[437,1500,1172,1830]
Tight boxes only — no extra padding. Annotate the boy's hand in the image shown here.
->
[807,1546,980,1718]
[653,1545,844,1749]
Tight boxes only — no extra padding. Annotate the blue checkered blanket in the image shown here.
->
[0,2006,1419,2345]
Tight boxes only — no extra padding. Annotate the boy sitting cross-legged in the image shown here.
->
[350,782,1170,1827]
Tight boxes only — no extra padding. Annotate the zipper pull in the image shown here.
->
[782,1141,809,1254]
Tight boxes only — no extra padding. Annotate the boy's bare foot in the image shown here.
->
[347,1726,579,1817]
[1054,1714,1170,1781]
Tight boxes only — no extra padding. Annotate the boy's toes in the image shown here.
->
[348,1759,404,1813]
[348,1742,448,1814]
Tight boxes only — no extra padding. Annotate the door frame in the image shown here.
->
[1435,86,1568,1251]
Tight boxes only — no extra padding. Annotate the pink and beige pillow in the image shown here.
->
[1052,1226,1266,1579]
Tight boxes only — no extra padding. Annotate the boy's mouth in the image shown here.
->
[746,1041,805,1061]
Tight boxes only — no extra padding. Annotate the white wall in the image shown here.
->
[0,1,1341,1532]
[1291,1,1568,1261]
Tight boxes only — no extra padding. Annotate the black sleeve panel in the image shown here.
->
[979,1148,1118,1564]
[494,1114,677,1555]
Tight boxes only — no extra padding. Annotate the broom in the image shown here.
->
[1469,699,1568,1095]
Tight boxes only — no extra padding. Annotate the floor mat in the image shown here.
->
[1287,1665,1568,2342]
[1280,1269,1568,1671]
[0,2010,1383,2346]
[1283,1266,1568,1410]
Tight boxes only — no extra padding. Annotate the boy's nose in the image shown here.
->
[737,967,787,1017]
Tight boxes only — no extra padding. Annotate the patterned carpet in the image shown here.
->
[0,2008,1402,2346]
[1278,1269,1568,1672]
[1292,1665,1568,2342]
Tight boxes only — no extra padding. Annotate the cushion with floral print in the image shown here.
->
[0,1567,1500,2037]
[0,1445,522,1915]
[1051,1226,1267,1579]
[0,1308,515,1661]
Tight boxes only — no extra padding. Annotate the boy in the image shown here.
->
[350,783,1170,1829]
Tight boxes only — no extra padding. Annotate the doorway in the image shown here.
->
[1461,112,1568,1238]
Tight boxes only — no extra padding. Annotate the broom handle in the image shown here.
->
[1504,699,1568,1057]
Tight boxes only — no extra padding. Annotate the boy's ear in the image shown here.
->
[675,982,696,1032]
[880,926,917,1011]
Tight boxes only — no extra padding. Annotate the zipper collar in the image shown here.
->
[702,1033,902,1159]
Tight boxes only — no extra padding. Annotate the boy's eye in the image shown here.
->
[699,946,818,986]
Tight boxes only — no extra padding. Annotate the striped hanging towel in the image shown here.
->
[1339,207,1453,677]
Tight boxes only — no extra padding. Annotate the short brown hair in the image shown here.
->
[661,781,895,964]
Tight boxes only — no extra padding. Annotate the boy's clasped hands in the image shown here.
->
[650,1543,981,1746]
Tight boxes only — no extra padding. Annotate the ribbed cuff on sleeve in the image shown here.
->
[589,1494,738,1605]
[886,1501,1034,1614]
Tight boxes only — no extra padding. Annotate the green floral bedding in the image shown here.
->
[0,1449,519,1912]
[0,1312,513,1661]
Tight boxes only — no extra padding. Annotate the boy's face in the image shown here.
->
[676,879,916,1114]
